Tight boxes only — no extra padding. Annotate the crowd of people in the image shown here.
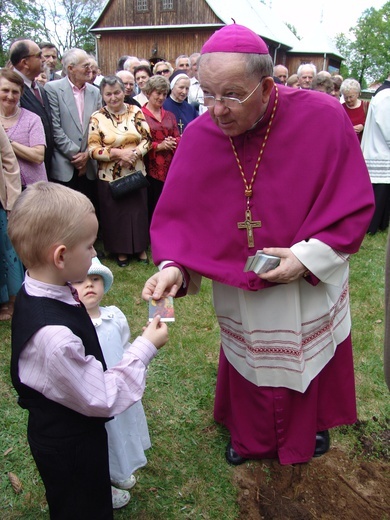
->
[1,25,389,519]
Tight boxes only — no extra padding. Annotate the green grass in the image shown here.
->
[1,233,389,519]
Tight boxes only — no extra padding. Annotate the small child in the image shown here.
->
[73,258,152,509]
[8,182,168,520]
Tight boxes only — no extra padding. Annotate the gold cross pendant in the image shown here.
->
[237,209,261,248]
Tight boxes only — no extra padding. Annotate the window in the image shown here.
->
[162,0,174,10]
[137,0,149,11]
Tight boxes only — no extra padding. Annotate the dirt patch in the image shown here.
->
[233,447,390,520]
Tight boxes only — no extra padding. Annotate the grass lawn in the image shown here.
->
[1,232,389,519]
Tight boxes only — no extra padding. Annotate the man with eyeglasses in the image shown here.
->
[143,24,374,468]
[9,39,54,177]
[44,48,101,209]
[115,70,141,106]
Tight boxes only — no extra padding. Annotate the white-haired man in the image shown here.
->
[44,49,102,200]
[297,63,317,89]
[273,64,288,85]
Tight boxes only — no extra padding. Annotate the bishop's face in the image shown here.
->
[199,53,273,137]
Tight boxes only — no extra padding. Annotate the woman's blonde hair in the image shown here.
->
[8,182,95,268]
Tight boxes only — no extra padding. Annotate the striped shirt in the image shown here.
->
[17,273,157,418]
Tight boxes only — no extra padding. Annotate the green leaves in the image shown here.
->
[335,1,390,85]
[0,0,104,66]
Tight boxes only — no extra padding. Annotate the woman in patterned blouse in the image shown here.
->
[88,76,152,267]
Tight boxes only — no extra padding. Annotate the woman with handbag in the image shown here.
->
[88,76,152,267]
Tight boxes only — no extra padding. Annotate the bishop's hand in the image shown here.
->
[258,247,308,284]
[142,266,183,301]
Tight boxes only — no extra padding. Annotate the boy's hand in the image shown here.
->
[142,315,168,349]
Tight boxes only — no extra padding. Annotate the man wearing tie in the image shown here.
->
[9,39,54,178]
[44,49,102,207]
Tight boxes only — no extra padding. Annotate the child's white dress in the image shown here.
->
[92,305,151,481]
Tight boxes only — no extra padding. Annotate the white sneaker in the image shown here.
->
[111,486,130,509]
[111,474,137,490]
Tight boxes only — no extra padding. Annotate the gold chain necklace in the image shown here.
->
[230,85,278,247]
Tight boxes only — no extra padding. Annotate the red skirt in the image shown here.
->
[214,334,357,465]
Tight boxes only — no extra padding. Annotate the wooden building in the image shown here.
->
[286,27,343,76]
[89,0,342,76]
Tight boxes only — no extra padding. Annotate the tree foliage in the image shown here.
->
[285,22,301,41]
[37,0,104,56]
[0,0,103,66]
[334,2,390,86]
[0,0,45,65]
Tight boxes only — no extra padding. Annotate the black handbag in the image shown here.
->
[108,170,149,199]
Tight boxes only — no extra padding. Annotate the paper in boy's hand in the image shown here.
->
[148,296,175,322]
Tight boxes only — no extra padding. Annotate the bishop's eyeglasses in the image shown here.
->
[202,77,266,109]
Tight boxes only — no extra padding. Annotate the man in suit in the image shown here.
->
[44,48,102,206]
[9,39,55,178]
[38,42,62,82]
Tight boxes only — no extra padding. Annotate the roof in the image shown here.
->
[90,0,300,49]
[90,0,342,57]
[204,0,299,48]
[287,24,343,58]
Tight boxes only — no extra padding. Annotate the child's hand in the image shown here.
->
[142,315,168,349]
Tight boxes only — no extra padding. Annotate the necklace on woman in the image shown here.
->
[230,86,278,248]
[0,107,20,120]
[104,105,127,128]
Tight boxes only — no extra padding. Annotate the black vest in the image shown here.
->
[11,287,109,442]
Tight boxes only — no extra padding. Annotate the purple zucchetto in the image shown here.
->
[201,24,269,55]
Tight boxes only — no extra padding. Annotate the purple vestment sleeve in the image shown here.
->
[150,86,374,291]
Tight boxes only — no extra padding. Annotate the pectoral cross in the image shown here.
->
[177,119,184,135]
[237,208,261,248]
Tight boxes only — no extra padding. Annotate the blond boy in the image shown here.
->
[8,182,168,520]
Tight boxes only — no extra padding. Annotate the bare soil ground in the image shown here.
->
[233,428,390,520]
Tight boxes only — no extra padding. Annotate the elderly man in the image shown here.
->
[273,64,288,85]
[297,63,317,89]
[142,24,374,466]
[123,56,141,74]
[44,49,101,203]
[189,52,201,79]
[188,52,207,115]
[115,70,140,107]
[9,39,54,178]
[175,55,190,73]
[122,57,141,94]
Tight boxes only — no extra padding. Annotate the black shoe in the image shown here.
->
[314,430,330,457]
[137,256,149,264]
[117,256,129,267]
[225,441,248,466]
